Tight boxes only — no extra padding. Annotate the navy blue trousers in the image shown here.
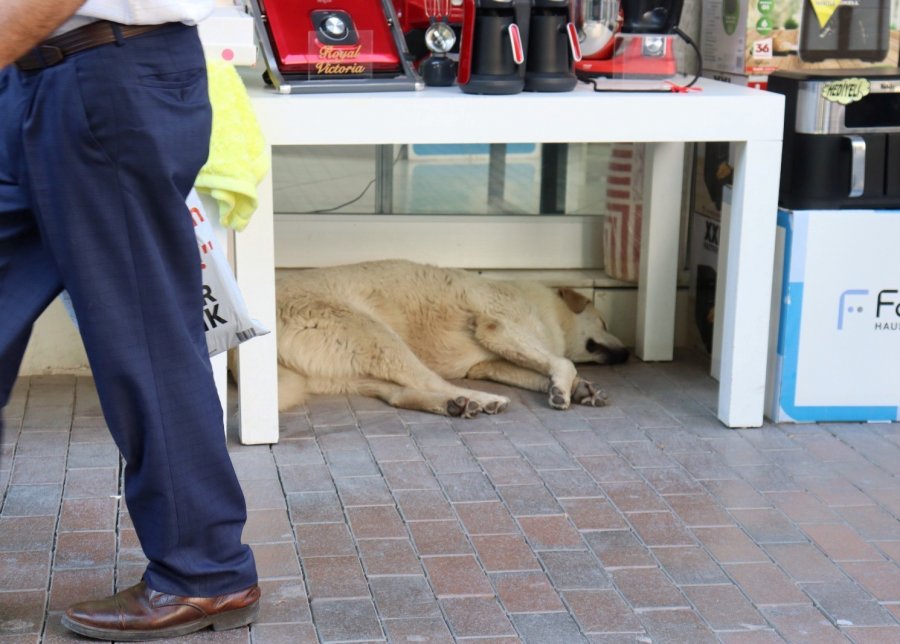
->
[0,24,257,597]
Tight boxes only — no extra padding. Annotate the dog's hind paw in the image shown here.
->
[447,397,469,417]
[573,378,608,407]
[447,396,483,418]
[483,398,509,414]
[549,385,571,410]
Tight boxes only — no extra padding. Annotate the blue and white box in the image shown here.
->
[766,209,900,423]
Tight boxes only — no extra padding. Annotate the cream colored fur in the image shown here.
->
[277,260,628,418]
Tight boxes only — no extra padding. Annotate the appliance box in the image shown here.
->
[701,0,899,82]
[768,69,900,210]
[766,208,900,423]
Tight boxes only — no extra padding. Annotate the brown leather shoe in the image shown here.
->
[61,581,261,641]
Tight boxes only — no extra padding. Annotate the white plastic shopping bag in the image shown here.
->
[186,189,269,356]
[60,191,269,357]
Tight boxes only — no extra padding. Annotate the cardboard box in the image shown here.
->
[766,208,900,423]
[701,0,900,86]
[198,5,258,66]
[687,211,721,355]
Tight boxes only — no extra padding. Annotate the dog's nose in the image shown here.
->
[606,347,629,365]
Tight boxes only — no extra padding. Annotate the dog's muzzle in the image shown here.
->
[587,339,630,364]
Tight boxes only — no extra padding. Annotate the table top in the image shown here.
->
[239,69,785,146]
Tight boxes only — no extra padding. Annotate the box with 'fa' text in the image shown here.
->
[766,208,900,423]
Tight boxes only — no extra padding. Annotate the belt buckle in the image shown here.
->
[17,44,65,71]
[35,44,65,67]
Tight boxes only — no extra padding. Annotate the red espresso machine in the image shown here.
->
[575,0,682,78]
[249,0,423,92]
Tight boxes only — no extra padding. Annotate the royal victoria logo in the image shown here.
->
[837,289,900,331]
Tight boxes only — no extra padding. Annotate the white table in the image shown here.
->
[231,73,785,443]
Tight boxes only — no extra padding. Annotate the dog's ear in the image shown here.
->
[557,287,591,314]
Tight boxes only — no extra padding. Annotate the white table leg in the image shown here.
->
[234,144,280,444]
[636,141,685,361]
[716,139,782,428]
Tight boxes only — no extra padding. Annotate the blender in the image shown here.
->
[575,0,684,79]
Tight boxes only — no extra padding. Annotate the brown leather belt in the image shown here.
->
[15,20,166,71]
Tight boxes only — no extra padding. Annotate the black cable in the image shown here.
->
[310,145,405,214]
[673,25,702,89]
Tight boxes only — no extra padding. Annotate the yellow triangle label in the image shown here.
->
[808,0,842,29]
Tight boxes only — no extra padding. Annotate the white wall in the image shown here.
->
[20,299,90,376]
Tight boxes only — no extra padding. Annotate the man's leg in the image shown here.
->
[0,68,65,440]
[22,25,257,598]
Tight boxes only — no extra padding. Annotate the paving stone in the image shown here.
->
[760,604,848,644]
[471,534,541,573]
[347,505,407,539]
[517,514,583,550]
[627,511,695,547]
[652,546,730,585]
[563,589,643,634]
[366,435,422,462]
[641,466,706,495]
[438,471,499,502]
[250,542,301,579]
[310,598,382,642]
[608,567,690,609]
[381,461,441,491]
[560,497,628,532]
[802,524,886,562]
[540,468,604,498]
[764,543,849,583]
[357,538,423,576]
[497,484,563,516]
[638,608,719,644]
[334,475,393,507]
[800,580,897,626]
[454,501,518,535]
[510,611,587,643]
[539,550,610,590]
[584,530,656,568]
[440,596,516,638]
[666,492,734,527]
[682,584,768,631]
[424,555,493,597]
[370,575,441,619]
[394,489,455,521]
[491,570,564,613]
[692,526,770,564]
[723,563,810,606]
[0,516,57,552]
[293,523,356,558]
[603,481,669,514]
[481,457,542,486]
[839,561,900,602]
[409,520,472,556]
[382,617,455,643]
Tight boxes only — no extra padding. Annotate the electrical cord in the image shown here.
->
[310,145,405,213]
[578,25,704,93]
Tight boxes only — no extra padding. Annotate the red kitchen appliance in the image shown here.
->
[248,0,423,93]
[575,0,682,79]
[524,0,582,91]
[457,0,531,94]
[394,0,465,61]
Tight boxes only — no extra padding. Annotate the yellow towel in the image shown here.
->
[195,60,268,231]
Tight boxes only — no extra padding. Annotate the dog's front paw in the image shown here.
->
[572,378,608,407]
[549,383,571,410]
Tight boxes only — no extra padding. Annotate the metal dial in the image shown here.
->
[424,22,456,54]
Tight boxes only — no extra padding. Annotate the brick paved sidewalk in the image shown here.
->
[2,353,899,643]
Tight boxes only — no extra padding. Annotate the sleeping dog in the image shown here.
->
[277,260,629,417]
